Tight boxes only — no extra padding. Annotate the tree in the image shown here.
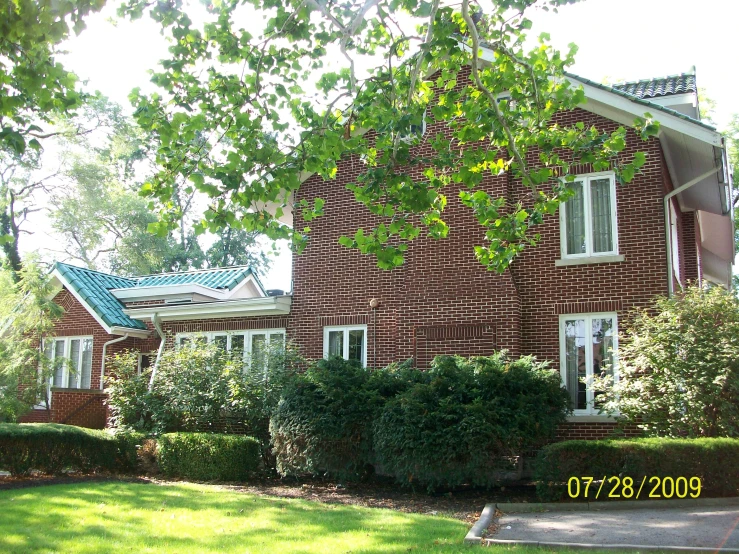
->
[48,96,271,275]
[0,148,58,280]
[120,0,658,273]
[0,258,63,420]
[1,0,107,156]
[595,285,739,438]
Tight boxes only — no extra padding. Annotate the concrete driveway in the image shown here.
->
[493,505,739,550]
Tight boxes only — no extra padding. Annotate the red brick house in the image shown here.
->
[22,67,734,440]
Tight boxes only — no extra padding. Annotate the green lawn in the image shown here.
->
[0,481,486,553]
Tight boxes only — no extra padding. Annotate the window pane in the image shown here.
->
[590,178,613,253]
[80,338,93,389]
[68,339,81,388]
[564,320,587,410]
[328,331,344,358]
[231,335,245,356]
[213,335,228,351]
[592,318,615,408]
[565,181,586,255]
[348,330,364,364]
[53,340,65,388]
[251,334,266,372]
[179,337,190,347]
[269,332,285,349]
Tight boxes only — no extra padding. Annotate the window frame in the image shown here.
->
[558,312,619,416]
[323,325,368,367]
[42,335,95,391]
[175,329,286,365]
[559,171,619,260]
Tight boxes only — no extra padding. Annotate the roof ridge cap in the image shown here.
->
[55,262,136,281]
[133,265,253,279]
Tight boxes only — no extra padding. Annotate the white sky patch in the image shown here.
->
[20,0,739,289]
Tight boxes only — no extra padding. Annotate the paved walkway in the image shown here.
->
[494,506,739,549]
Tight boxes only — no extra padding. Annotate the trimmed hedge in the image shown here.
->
[156,433,261,481]
[0,423,143,476]
[535,438,739,501]
[374,354,570,491]
[269,357,412,480]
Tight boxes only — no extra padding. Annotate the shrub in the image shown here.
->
[269,357,411,480]
[535,438,739,501]
[595,285,739,437]
[156,432,261,481]
[0,423,137,476]
[106,342,301,447]
[373,353,571,491]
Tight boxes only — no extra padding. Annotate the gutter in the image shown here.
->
[148,312,165,392]
[101,334,130,388]
[664,166,721,296]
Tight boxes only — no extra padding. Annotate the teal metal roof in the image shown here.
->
[54,263,147,331]
[136,267,253,290]
[54,263,260,332]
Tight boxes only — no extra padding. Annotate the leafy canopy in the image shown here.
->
[0,0,106,156]
[120,0,658,272]
[595,285,739,438]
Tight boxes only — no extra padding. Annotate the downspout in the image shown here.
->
[148,312,165,392]
[664,166,721,297]
[101,334,130,389]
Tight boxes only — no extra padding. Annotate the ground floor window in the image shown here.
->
[323,325,367,366]
[176,329,286,371]
[43,336,94,390]
[559,313,617,415]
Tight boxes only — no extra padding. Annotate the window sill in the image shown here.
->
[555,254,625,267]
[50,387,105,394]
[567,414,618,423]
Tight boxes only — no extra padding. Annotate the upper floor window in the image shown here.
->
[560,172,618,259]
[323,325,366,366]
[559,313,618,415]
[43,336,94,389]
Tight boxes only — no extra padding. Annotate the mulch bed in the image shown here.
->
[0,473,537,524]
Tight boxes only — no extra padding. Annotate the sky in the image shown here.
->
[23,0,739,289]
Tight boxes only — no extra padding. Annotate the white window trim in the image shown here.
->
[558,312,619,417]
[559,171,619,260]
[137,352,155,375]
[323,325,368,367]
[42,335,95,394]
[175,329,286,363]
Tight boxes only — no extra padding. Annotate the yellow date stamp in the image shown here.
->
[567,476,702,500]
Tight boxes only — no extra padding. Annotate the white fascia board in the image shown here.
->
[568,78,723,148]
[52,268,115,334]
[124,296,292,322]
[109,326,151,339]
[648,93,697,108]
[110,283,227,302]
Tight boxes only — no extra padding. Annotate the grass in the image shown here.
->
[0,481,481,553]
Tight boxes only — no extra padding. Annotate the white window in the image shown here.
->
[559,313,618,415]
[176,329,286,371]
[43,336,94,390]
[560,172,618,259]
[323,325,367,366]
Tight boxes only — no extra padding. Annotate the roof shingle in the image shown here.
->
[612,72,696,99]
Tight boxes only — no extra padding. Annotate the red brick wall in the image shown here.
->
[18,288,160,429]
[286,71,698,441]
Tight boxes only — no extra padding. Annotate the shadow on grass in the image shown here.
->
[0,481,477,554]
